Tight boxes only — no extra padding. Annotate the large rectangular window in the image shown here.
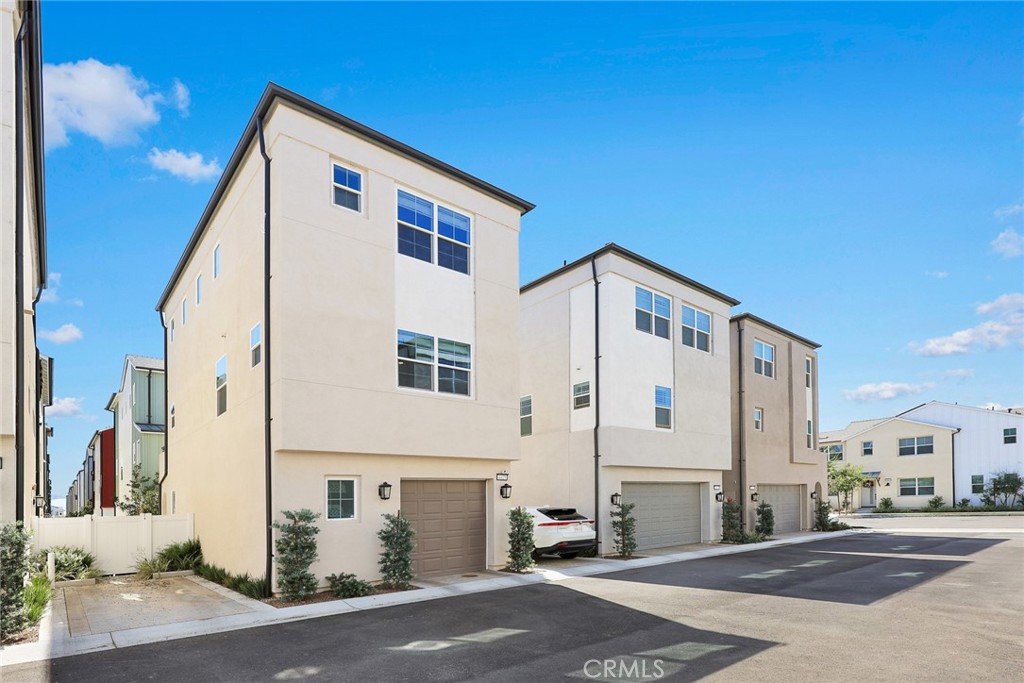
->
[250,323,262,367]
[898,436,934,456]
[1004,428,1017,444]
[332,163,362,212]
[754,340,774,377]
[437,338,471,395]
[397,190,471,274]
[326,478,356,520]
[655,385,672,429]
[681,304,711,352]
[215,355,227,416]
[635,287,670,339]
[520,395,533,437]
[397,330,434,390]
[971,475,984,494]
[573,381,591,409]
[899,477,935,496]
[822,444,844,461]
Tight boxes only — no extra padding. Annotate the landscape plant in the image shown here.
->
[33,545,102,581]
[326,572,373,598]
[927,496,944,511]
[984,471,1024,508]
[754,501,775,537]
[115,464,160,516]
[0,523,32,640]
[506,506,536,572]
[876,497,895,512]
[23,574,52,626]
[609,501,637,557]
[722,500,743,542]
[813,499,832,531]
[273,509,321,601]
[378,513,415,590]
[828,460,867,512]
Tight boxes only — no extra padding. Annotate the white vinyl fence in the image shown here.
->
[30,514,195,575]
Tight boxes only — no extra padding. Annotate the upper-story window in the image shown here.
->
[181,298,187,327]
[681,305,711,352]
[332,163,362,212]
[862,440,873,456]
[573,381,591,409]
[215,355,227,416]
[805,358,812,388]
[437,339,471,395]
[196,275,203,306]
[520,395,533,437]
[396,330,471,395]
[806,420,813,448]
[170,404,175,429]
[898,436,933,456]
[170,319,175,342]
[655,385,672,429]
[822,444,844,461]
[635,287,670,339]
[754,340,774,378]
[753,407,763,431]
[250,323,262,367]
[397,190,471,274]
[213,244,221,278]
[1004,428,1017,444]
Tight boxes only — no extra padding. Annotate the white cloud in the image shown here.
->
[994,203,1024,220]
[913,293,1024,357]
[43,59,164,150]
[843,382,934,402]
[976,293,1024,316]
[939,368,975,380]
[925,271,948,279]
[148,148,221,183]
[991,228,1022,259]
[171,78,190,117]
[40,272,61,303]
[47,397,83,418]
[39,323,83,344]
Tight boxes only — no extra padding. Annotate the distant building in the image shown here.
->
[105,355,165,502]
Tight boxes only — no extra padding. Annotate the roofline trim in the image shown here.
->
[731,312,821,349]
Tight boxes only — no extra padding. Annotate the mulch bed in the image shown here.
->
[1,624,40,646]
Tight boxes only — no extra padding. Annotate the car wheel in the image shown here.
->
[558,552,578,559]
[580,546,597,558]
[531,550,543,561]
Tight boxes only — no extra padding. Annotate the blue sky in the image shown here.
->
[37,2,1023,506]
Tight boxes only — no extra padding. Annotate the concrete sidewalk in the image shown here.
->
[0,530,858,667]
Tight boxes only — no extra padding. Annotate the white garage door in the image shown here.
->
[622,483,702,550]
[757,485,802,533]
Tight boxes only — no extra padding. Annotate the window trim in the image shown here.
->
[520,395,533,437]
[862,440,873,456]
[898,477,935,496]
[170,403,175,429]
[635,286,671,340]
[331,161,363,213]
[680,303,711,352]
[573,381,591,409]
[396,329,472,396]
[753,339,775,378]
[325,477,358,521]
[898,436,934,456]
[396,188,472,275]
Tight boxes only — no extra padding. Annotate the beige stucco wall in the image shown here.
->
[727,317,824,529]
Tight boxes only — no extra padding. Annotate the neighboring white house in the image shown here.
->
[105,355,166,503]
[517,244,739,553]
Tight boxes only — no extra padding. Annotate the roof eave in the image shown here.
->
[730,312,821,349]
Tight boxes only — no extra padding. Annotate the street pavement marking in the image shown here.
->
[789,559,834,568]
[450,628,529,644]
[741,568,795,579]
[272,666,322,680]
[887,571,924,578]
[891,545,914,550]
[387,627,529,652]
[636,642,734,661]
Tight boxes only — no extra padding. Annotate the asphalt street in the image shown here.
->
[2,521,1021,683]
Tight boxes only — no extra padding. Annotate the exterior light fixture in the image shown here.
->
[500,483,512,499]
[33,496,46,508]
[810,491,818,499]
[713,484,721,491]
[378,482,392,501]
[748,485,757,491]
[750,493,760,502]
[715,492,725,502]
[610,492,622,506]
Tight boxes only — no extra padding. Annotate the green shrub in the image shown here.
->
[197,563,228,585]
[378,513,415,590]
[740,530,768,544]
[610,501,637,557]
[813,500,832,531]
[957,498,972,509]
[877,497,895,512]
[506,506,535,572]
[754,501,775,537]
[23,574,52,626]
[828,521,851,531]
[157,538,203,571]
[32,545,101,582]
[135,556,170,580]
[195,562,267,599]
[326,572,373,598]
[273,509,321,601]
[115,464,160,516]
[722,501,743,542]
[927,496,944,510]
[1,523,32,639]
[233,575,269,600]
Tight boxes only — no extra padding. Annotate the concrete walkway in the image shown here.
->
[0,530,857,667]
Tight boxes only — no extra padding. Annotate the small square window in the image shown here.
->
[681,305,711,352]
[754,340,774,378]
[971,475,984,494]
[573,381,591,409]
[1004,428,1017,444]
[326,478,356,520]
[332,164,362,212]
[635,287,670,339]
[862,441,873,456]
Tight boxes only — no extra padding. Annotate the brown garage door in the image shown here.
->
[401,480,486,577]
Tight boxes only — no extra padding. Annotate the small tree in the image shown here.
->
[927,496,944,511]
[876,497,894,512]
[378,513,415,590]
[272,509,320,601]
[0,523,32,639]
[722,500,743,542]
[609,501,637,557]
[116,464,160,516]
[506,507,535,572]
[754,501,775,537]
[813,499,832,531]
[986,471,1024,508]
[828,460,867,512]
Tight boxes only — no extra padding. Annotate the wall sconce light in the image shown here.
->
[750,493,760,502]
[610,492,622,506]
[810,491,818,499]
[378,482,392,501]
[713,484,721,491]
[715,492,725,502]
[33,496,46,508]
[500,483,512,499]
[748,485,757,491]
[884,478,892,487]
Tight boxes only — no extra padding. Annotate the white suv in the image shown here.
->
[527,507,597,559]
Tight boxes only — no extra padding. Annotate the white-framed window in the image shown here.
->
[326,478,356,520]
[250,323,262,367]
[806,420,813,448]
[899,477,934,496]
[170,404,175,429]
[573,381,591,409]
[822,444,844,461]
[681,304,711,352]
[215,355,227,416]
[332,163,362,212]
[213,244,221,279]
[805,357,812,388]
[520,395,533,437]
[635,287,670,339]
[1004,428,1017,444]
[753,407,763,431]
[898,436,933,456]
[396,190,471,275]
[396,330,471,395]
[196,274,202,306]
[655,385,672,429]
[754,340,774,377]
[862,440,873,456]
[181,298,187,326]
[971,475,984,494]
[170,319,175,342]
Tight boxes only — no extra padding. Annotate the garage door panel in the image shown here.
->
[623,483,702,550]
[758,485,801,533]
[401,479,487,577]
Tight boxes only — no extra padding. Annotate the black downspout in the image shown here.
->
[257,117,273,592]
[158,314,169,511]
[590,257,601,550]
[737,323,746,530]
[14,15,29,523]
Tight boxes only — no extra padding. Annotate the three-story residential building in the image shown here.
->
[156,84,533,587]
[727,314,824,532]
[105,355,165,502]
[517,244,738,553]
